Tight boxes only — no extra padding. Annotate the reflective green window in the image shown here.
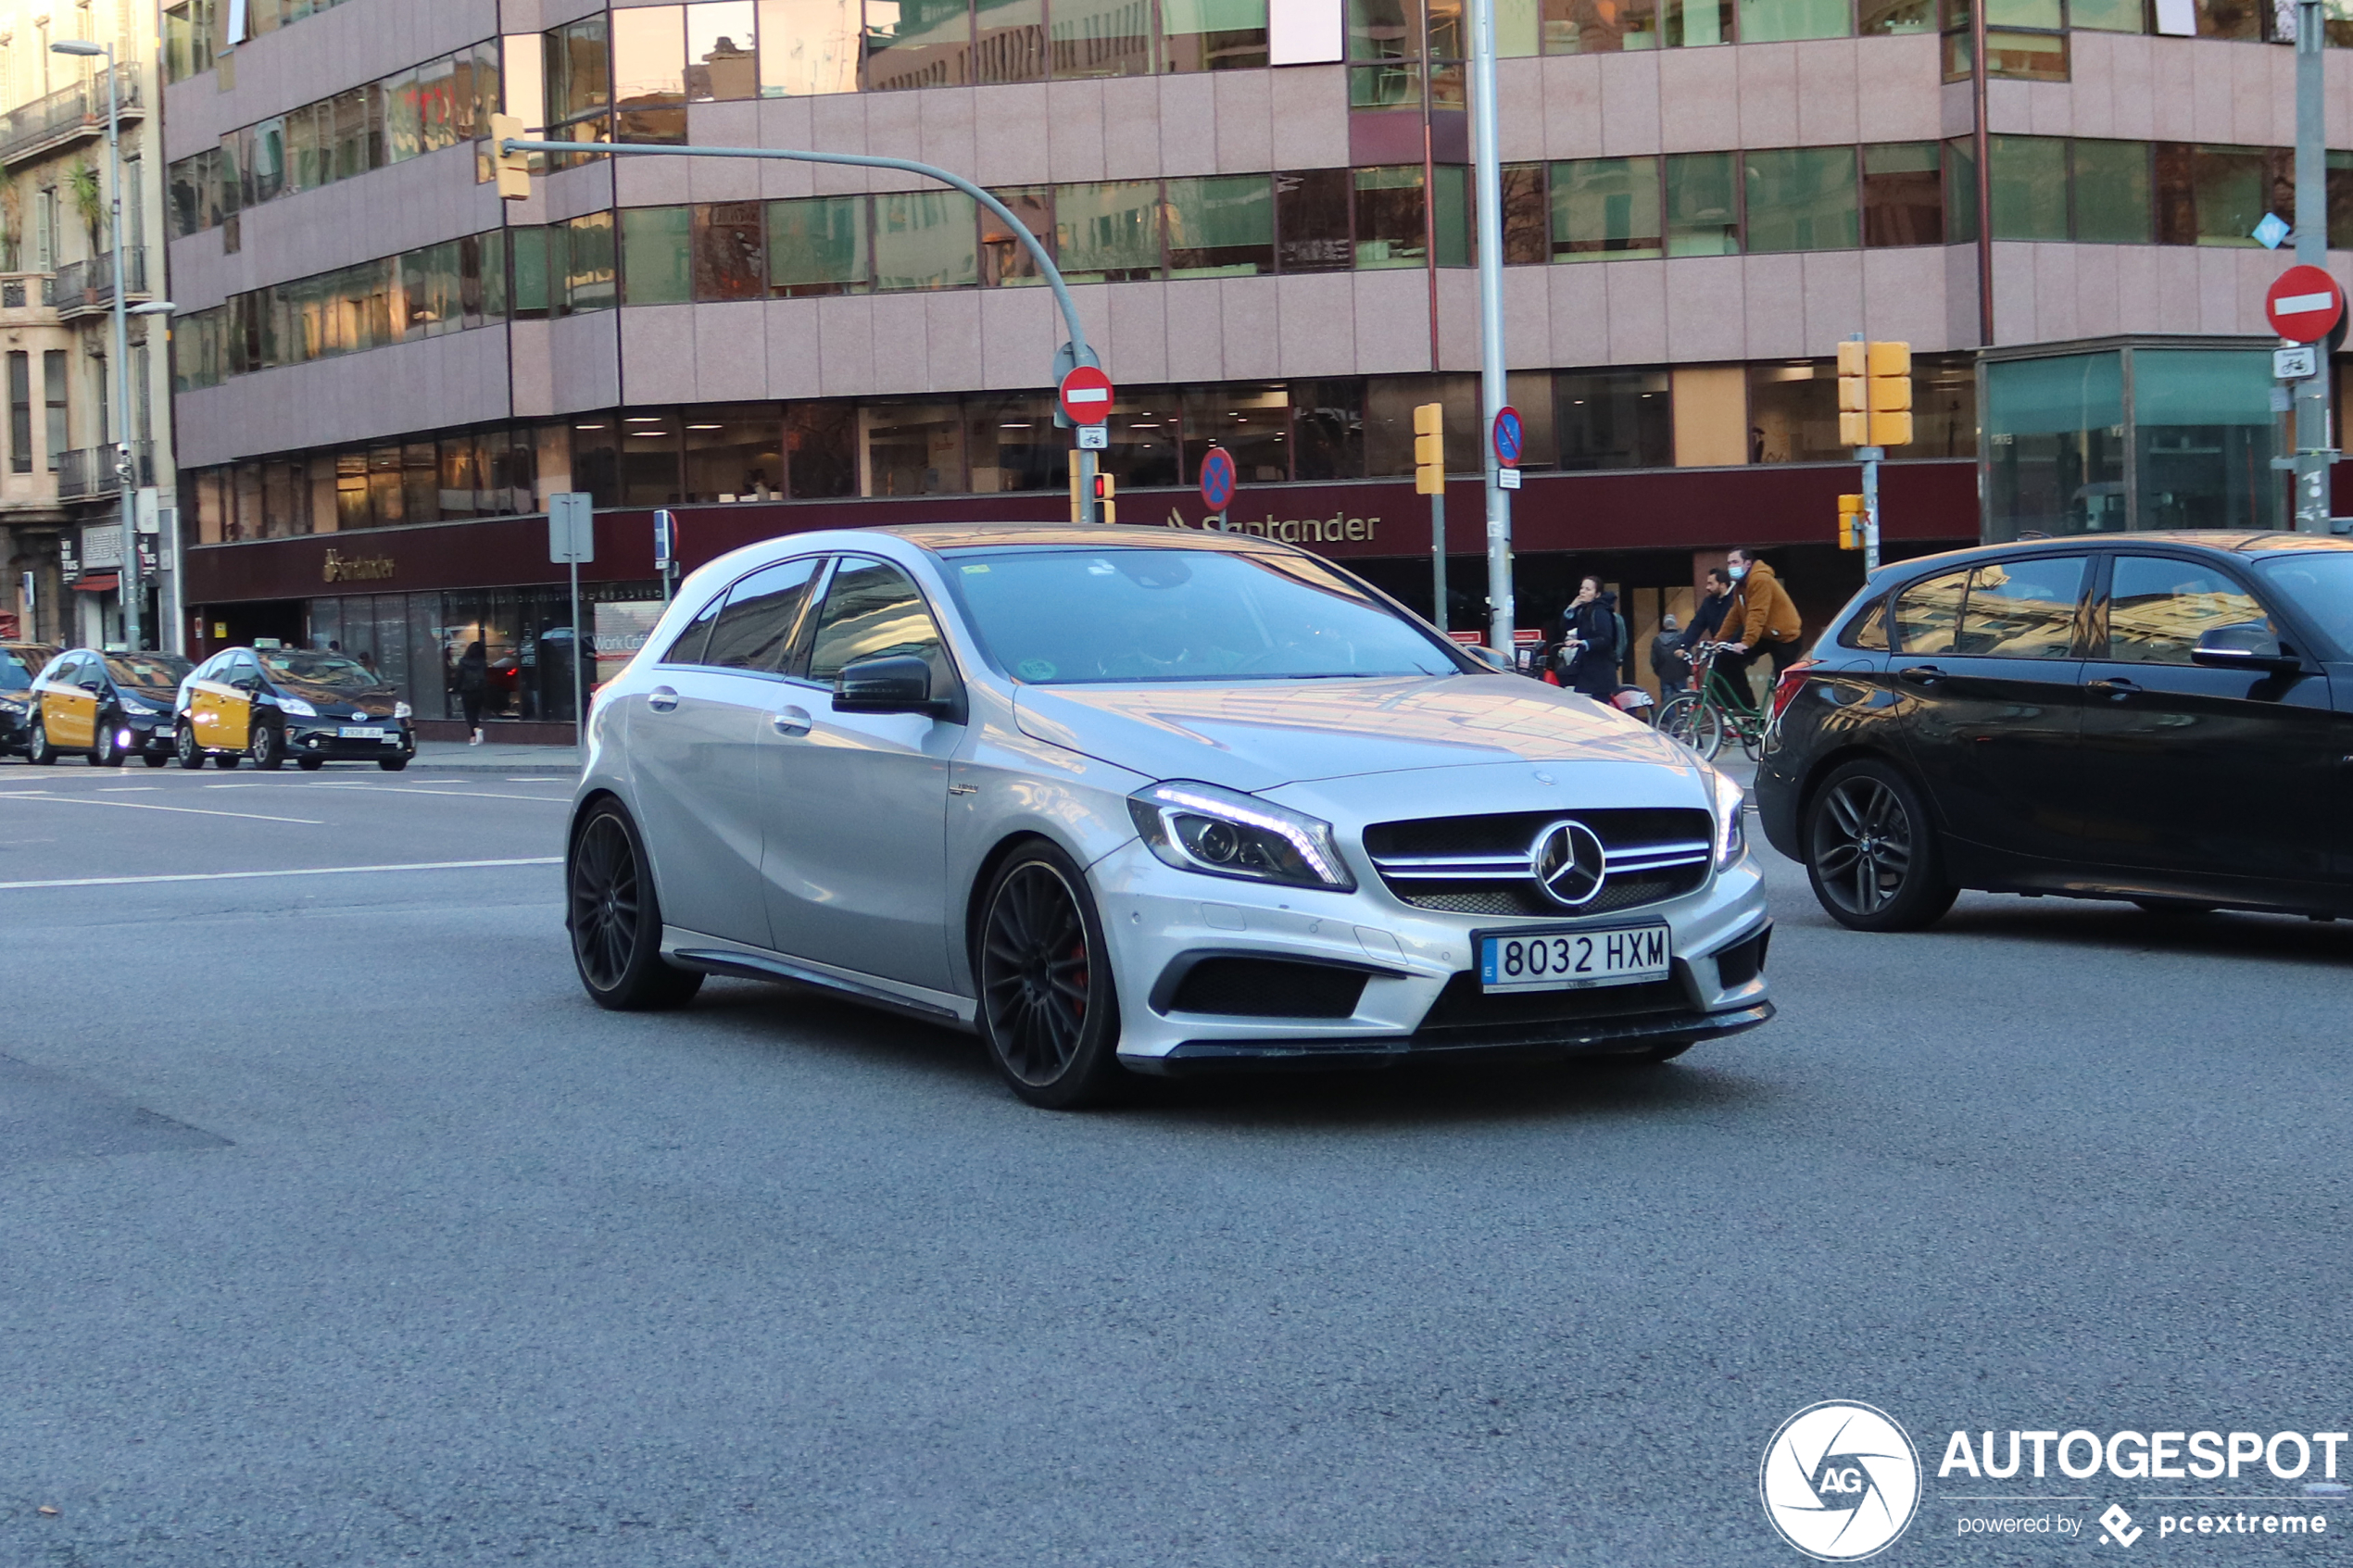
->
[768,194,871,295]
[621,206,694,305]
[872,190,978,290]
[1161,0,1269,70]
[1549,157,1662,259]
[1989,134,2068,240]
[1743,146,1858,251]
[1666,152,1739,255]
[1736,0,1853,39]
[1166,175,1274,276]
[1054,181,1164,282]
[2070,139,2151,243]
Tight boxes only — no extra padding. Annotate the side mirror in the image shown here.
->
[1464,644,1514,675]
[2190,622,2301,673]
[833,654,939,715]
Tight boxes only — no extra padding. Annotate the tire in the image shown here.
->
[567,800,704,1011]
[212,750,240,770]
[249,721,284,771]
[297,755,325,771]
[90,716,123,767]
[1803,759,1957,933]
[24,712,55,765]
[142,751,168,768]
[975,842,1126,1110]
[175,724,205,770]
[1655,692,1722,759]
[378,757,409,771]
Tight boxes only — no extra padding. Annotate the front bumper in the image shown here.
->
[1089,836,1772,1071]
[285,719,416,759]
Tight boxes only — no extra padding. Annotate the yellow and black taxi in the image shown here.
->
[1,639,59,757]
[22,647,194,766]
[175,646,415,771]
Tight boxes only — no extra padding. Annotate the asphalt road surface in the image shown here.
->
[3,759,2349,1566]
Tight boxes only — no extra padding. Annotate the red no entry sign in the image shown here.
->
[2266,265,2345,344]
[1058,365,1114,426]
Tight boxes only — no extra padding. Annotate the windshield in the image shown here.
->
[0,647,43,691]
[104,653,192,690]
[258,650,380,690]
[2253,554,2353,657]
[942,547,1467,684]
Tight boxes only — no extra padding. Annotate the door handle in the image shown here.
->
[645,686,679,713]
[2087,678,2140,699]
[1897,665,1946,686]
[771,707,812,737]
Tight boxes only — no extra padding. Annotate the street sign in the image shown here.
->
[1498,468,1522,490]
[1076,423,1107,450]
[652,508,676,568]
[548,492,595,564]
[1058,365,1114,426]
[2276,345,2320,382]
[1492,406,1524,469]
[1198,445,1237,512]
[2265,264,2344,343]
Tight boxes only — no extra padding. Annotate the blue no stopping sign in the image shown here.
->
[1492,407,1524,469]
[1199,445,1238,512]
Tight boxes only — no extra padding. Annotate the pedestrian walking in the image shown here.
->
[457,639,489,746]
[1650,612,1690,691]
[1716,546,1805,700]
[1553,575,1622,702]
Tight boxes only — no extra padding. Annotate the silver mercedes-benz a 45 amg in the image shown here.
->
[566,522,1771,1107]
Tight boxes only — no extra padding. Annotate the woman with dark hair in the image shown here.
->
[1555,574,1622,702]
[457,639,489,746]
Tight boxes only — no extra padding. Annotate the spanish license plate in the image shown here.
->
[1478,924,1671,993]
[338,725,386,740]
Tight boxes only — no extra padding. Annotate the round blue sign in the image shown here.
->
[1493,407,1524,468]
[1199,445,1238,511]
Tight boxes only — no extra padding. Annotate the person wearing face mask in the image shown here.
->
[1716,546,1804,699]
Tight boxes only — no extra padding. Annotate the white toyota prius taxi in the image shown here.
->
[565,522,1770,1107]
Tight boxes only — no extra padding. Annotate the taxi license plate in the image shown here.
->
[1478,924,1670,993]
[339,725,386,740]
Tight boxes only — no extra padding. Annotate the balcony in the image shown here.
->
[57,441,155,500]
[0,271,58,318]
[0,69,143,168]
[51,251,149,318]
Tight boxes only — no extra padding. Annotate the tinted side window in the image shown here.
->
[1891,569,1969,653]
[1840,596,1890,651]
[661,590,724,666]
[703,557,823,673]
[1954,556,2086,659]
[2106,556,2269,665]
[808,558,952,691]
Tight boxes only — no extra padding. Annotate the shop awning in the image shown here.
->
[74,571,118,593]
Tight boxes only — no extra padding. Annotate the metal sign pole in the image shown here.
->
[1467,0,1512,657]
[2295,0,2333,533]
[1430,490,1447,632]
[1860,447,1882,571]
[570,557,583,751]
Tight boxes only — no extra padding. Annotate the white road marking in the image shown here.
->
[0,793,321,824]
[0,856,561,891]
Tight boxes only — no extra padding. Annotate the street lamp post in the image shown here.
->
[51,37,142,648]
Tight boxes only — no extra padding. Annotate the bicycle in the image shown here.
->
[1655,640,1768,761]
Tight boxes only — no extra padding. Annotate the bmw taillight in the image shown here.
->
[1768,659,1818,722]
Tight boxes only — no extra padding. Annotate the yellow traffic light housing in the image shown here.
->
[1836,493,1865,551]
[1413,401,1443,495]
[1837,341,1869,447]
[489,113,531,200]
[1837,340,1912,449]
[1097,471,1115,525]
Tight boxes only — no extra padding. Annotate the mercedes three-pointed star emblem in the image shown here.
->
[1530,819,1607,908]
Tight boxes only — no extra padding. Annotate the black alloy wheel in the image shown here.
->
[212,749,240,770]
[175,723,205,770]
[91,716,123,767]
[377,757,409,771]
[568,801,703,1011]
[142,750,168,768]
[249,722,284,771]
[24,712,54,764]
[1805,759,1957,933]
[976,844,1126,1110]
[297,755,325,771]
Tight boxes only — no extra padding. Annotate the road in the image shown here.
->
[3,758,2349,1565]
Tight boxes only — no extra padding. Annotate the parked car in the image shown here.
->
[566,523,1770,1108]
[0,639,59,756]
[175,646,415,771]
[21,648,192,766]
[1756,532,2353,930]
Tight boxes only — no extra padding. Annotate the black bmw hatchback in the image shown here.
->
[1755,532,2353,931]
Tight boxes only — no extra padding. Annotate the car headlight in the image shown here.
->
[117,696,157,716]
[394,701,412,720]
[1705,767,1746,869]
[278,696,319,718]
[1127,780,1356,892]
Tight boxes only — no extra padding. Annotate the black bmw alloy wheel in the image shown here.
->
[976,844,1125,1109]
[1805,759,1957,933]
[568,801,703,1010]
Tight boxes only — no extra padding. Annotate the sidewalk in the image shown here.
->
[409,739,580,773]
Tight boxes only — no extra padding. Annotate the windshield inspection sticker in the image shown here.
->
[1759,1402,2344,1560]
[1016,659,1057,682]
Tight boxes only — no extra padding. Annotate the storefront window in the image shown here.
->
[1180,384,1290,483]
[1276,169,1353,272]
[1746,363,1843,463]
[1665,151,1739,255]
[1100,396,1184,488]
[862,401,967,494]
[1162,0,1269,70]
[1861,142,1942,245]
[1365,374,1478,476]
[759,0,861,94]
[1551,156,1662,259]
[1556,370,1670,469]
[1290,380,1365,481]
[1743,146,1858,252]
[1985,351,2126,539]
[1166,175,1273,276]
[786,403,858,495]
[966,393,1065,492]
[684,407,786,500]
[872,190,979,290]
[621,415,684,505]
[769,195,872,295]
[573,417,622,507]
[2133,349,2278,531]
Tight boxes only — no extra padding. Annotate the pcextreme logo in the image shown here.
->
[1760,1401,1923,1562]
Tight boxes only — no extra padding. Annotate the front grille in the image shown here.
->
[1363,808,1715,917]
[1415,972,1691,1036]
[1164,958,1369,1019]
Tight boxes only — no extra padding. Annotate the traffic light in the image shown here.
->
[1068,470,1115,523]
[1414,402,1443,495]
[1837,493,1865,551]
[488,112,531,200]
[1837,340,1912,449]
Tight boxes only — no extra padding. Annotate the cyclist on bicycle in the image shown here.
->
[1716,546,1804,697]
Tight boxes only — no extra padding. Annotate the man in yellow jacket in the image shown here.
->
[1718,546,1805,701]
